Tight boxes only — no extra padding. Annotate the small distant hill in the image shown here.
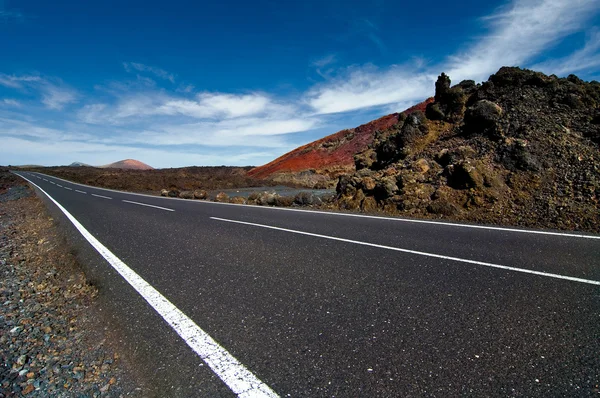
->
[100,159,154,170]
[69,162,92,167]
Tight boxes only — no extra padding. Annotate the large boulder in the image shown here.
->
[257,192,278,206]
[229,196,246,204]
[464,100,503,138]
[294,192,319,206]
[445,162,484,190]
[374,177,399,200]
[193,189,208,200]
[215,192,229,202]
[179,191,194,199]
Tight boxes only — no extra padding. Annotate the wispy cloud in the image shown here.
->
[0,73,77,110]
[0,1,26,22]
[123,62,176,83]
[0,74,42,88]
[312,54,337,68]
[532,29,600,76]
[41,84,77,110]
[306,63,435,114]
[2,99,21,107]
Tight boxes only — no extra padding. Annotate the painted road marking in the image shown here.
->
[64,187,72,191]
[122,200,174,212]
[27,172,600,240]
[17,175,278,398]
[211,217,600,287]
[43,178,48,181]
[56,184,62,187]
[92,193,113,200]
[75,189,87,194]
[49,181,55,184]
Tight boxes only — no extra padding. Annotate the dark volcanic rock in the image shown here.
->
[334,67,600,232]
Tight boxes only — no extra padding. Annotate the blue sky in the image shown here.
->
[1,0,599,168]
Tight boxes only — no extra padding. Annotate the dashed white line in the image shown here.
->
[49,181,55,184]
[43,178,48,181]
[16,175,277,397]
[64,187,72,191]
[211,217,600,287]
[122,200,174,212]
[75,189,87,194]
[56,184,62,187]
[91,193,112,200]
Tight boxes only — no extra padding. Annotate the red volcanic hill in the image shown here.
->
[248,98,433,184]
[101,159,154,170]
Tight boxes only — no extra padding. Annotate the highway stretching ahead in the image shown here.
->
[14,171,600,397]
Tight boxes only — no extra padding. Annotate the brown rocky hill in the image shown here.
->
[247,99,433,187]
[335,67,599,232]
[100,159,154,170]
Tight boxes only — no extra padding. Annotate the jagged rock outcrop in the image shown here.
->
[336,67,600,232]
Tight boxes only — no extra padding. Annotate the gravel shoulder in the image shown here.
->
[0,171,144,397]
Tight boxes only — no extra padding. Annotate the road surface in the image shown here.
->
[14,171,600,397]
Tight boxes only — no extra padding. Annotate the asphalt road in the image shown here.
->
[14,171,600,397]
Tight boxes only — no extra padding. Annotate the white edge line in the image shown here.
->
[25,172,600,240]
[91,193,113,200]
[211,217,600,287]
[17,174,279,397]
[122,199,174,212]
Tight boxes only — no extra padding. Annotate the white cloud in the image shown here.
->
[531,29,600,76]
[312,54,337,68]
[0,74,42,89]
[130,117,319,147]
[41,84,77,110]
[2,99,21,107]
[306,64,435,114]
[153,92,274,119]
[123,62,175,83]
[0,73,77,110]
[79,90,298,126]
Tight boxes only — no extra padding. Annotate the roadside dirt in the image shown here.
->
[0,170,144,397]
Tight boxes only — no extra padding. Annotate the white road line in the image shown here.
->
[17,175,278,398]
[49,181,55,184]
[211,217,600,287]
[75,189,87,194]
[122,200,174,212]
[64,187,72,191]
[43,178,48,181]
[27,173,600,240]
[56,184,62,187]
[91,193,113,200]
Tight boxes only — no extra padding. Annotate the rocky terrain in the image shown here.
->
[0,170,142,397]
[247,100,432,188]
[336,67,599,232]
